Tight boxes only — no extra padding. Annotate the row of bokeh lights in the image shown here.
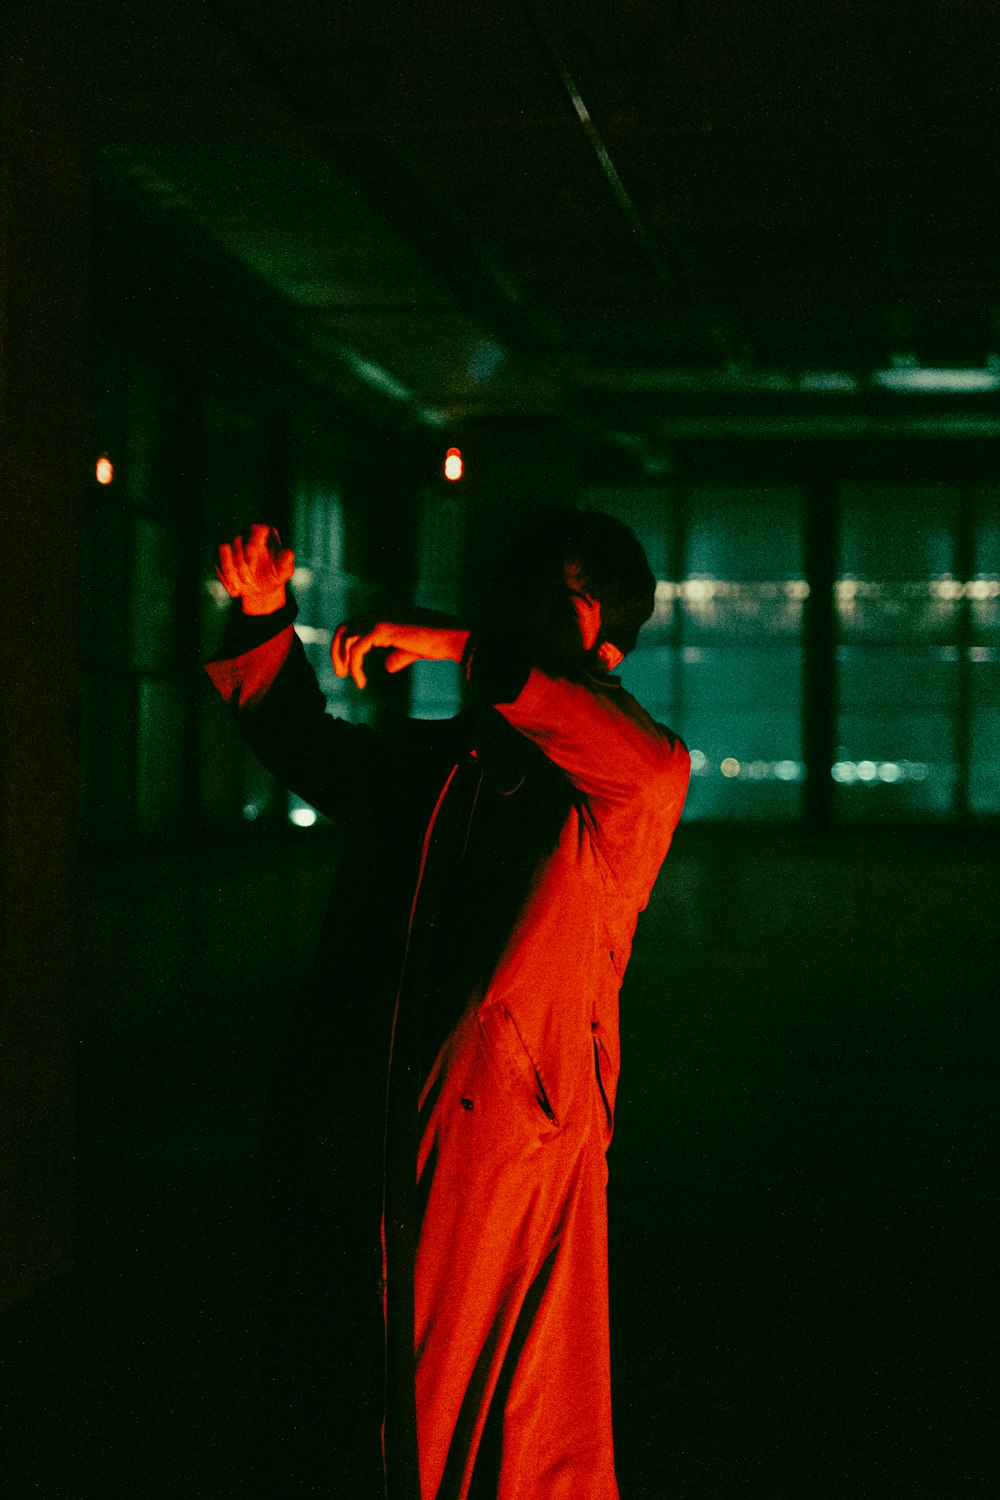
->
[686,754,928,784]
[267,755,931,825]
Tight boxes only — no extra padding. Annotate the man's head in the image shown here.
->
[488,505,656,669]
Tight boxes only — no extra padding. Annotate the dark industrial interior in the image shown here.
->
[2,2,998,1495]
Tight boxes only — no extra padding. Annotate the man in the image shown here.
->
[208,507,690,1498]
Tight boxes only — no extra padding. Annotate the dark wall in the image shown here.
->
[0,3,88,1309]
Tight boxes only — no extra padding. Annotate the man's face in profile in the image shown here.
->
[520,559,621,672]
[563,561,602,651]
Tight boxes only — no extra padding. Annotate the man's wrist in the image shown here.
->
[441,627,471,662]
[242,586,288,616]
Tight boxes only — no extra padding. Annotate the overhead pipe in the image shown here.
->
[518,0,733,363]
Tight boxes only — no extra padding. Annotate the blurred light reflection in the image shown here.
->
[831,759,929,784]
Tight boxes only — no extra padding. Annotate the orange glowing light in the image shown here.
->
[96,457,114,485]
[444,447,463,482]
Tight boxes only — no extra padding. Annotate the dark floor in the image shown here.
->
[2,840,997,1498]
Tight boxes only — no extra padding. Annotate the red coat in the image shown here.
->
[207,618,690,1498]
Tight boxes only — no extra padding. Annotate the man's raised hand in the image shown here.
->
[216,524,295,615]
[331,610,469,690]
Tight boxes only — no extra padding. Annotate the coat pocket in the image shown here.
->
[592,1027,616,1143]
[477,1003,560,1129]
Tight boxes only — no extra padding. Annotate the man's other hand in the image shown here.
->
[216,525,295,615]
[331,609,469,690]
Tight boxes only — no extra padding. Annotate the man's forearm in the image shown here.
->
[331,614,469,689]
[413,625,469,663]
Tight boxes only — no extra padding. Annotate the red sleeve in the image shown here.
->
[204,625,295,709]
[494,667,690,890]
[203,622,392,826]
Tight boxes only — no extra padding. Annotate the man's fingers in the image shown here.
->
[331,627,368,686]
[347,630,379,690]
[332,619,426,687]
[215,543,242,596]
[385,649,420,674]
[232,533,257,590]
[246,523,279,573]
[331,624,350,678]
[340,635,367,689]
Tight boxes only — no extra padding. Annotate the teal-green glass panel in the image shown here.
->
[635,586,678,648]
[682,485,805,642]
[677,644,804,821]
[833,645,959,819]
[840,484,959,577]
[315,568,364,639]
[970,487,1000,639]
[136,679,187,835]
[969,655,1000,815]
[410,661,464,721]
[838,485,961,642]
[680,644,802,714]
[294,562,385,718]
[296,484,346,574]
[131,517,182,672]
[620,644,677,721]
[416,489,464,593]
[682,730,804,821]
[685,484,804,579]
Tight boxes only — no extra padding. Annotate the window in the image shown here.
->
[608,485,807,821]
[409,488,465,721]
[83,341,422,841]
[592,479,1000,827]
[834,486,961,820]
[966,486,1000,817]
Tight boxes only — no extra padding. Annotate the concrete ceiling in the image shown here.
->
[84,0,1000,446]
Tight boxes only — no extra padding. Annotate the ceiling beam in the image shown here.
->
[202,0,561,356]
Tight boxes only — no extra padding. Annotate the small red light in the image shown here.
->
[96,457,114,485]
[444,447,463,482]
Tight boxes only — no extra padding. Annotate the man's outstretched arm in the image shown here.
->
[332,601,689,889]
[330,615,469,688]
[206,526,397,822]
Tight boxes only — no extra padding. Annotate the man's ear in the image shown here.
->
[569,590,602,651]
[596,639,624,672]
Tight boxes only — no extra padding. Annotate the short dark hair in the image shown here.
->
[491,505,656,657]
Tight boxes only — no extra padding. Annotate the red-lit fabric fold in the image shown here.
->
[204,624,295,709]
